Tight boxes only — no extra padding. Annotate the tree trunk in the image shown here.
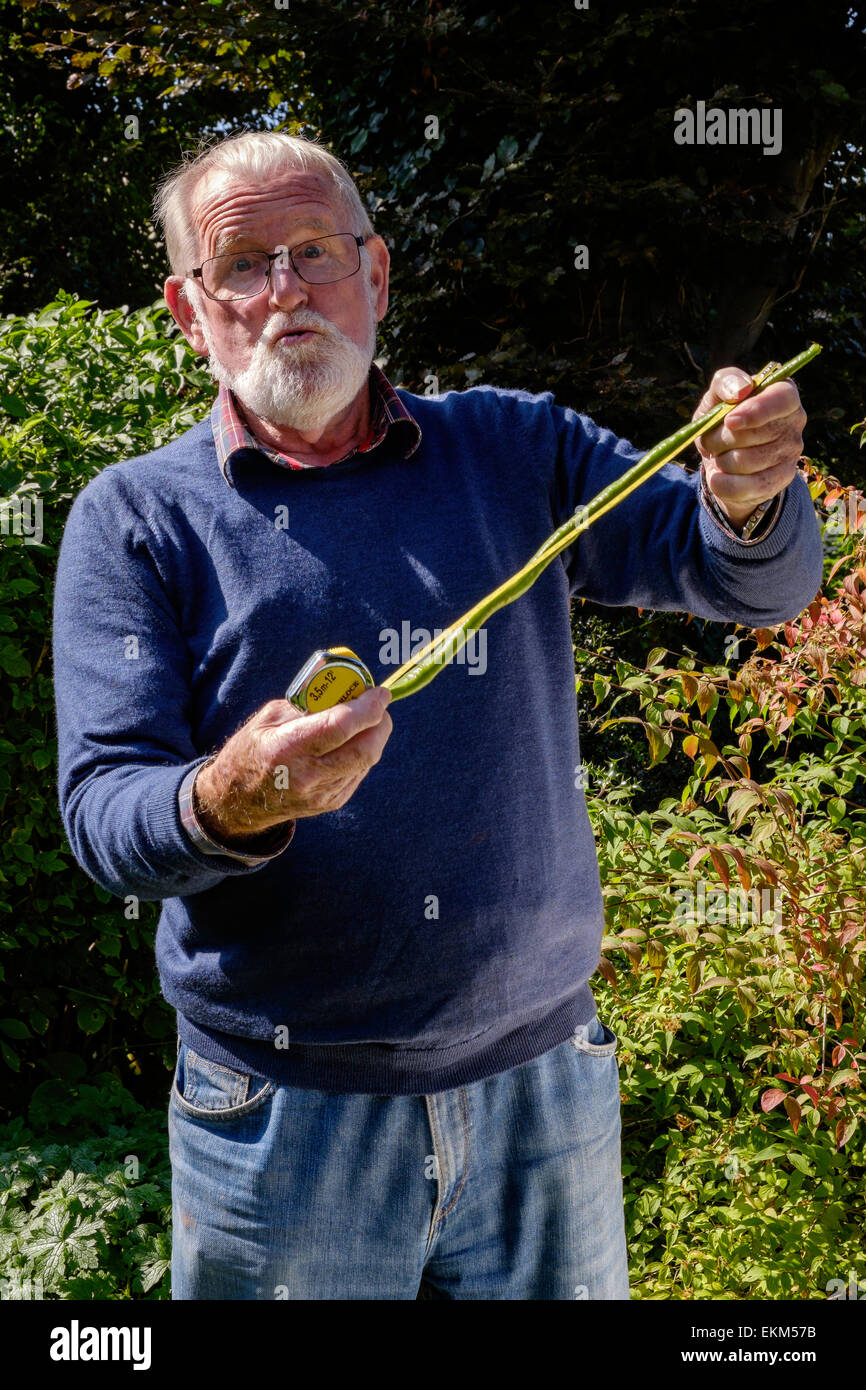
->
[709,129,841,370]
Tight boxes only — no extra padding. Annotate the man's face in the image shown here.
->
[166,166,390,431]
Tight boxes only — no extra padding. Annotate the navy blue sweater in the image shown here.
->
[52,383,823,1093]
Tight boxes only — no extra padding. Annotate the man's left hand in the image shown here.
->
[692,366,807,530]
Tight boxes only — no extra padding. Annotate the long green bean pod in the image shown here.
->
[382,342,822,701]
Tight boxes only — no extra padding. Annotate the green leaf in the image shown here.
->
[736,985,756,1021]
[646,724,672,767]
[0,648,32,678]
[752,1144,788,1161]
[0,1018,31,1039]
[76,1005,106,1035]
[685,954,703,994]
[829,1067,860,1088]
[788,1153,814,1175]
[726,787,761,829]
[592,674,610,706]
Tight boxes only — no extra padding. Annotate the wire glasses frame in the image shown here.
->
[190,233,369,302]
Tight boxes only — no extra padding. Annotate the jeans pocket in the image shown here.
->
[171,1041,274,1122]
[569,1015,618,1058]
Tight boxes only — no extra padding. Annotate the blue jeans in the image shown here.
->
[168,1013,630,1300]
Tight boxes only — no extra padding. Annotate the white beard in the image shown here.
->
[193,289,378,432]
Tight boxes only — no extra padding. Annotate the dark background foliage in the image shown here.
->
[6,0,865,463]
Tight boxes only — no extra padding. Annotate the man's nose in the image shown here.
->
[266,256,311,312]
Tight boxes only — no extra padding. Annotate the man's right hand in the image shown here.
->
[192,686,393,846]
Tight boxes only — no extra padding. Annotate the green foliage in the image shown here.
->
[0,1074,172,1299]
[583,462,866,1298]
[0,293,212,1109]
[614,985,865,1299]
[0,0,267,313]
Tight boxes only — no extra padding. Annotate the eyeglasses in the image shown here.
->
[190,233,368,302]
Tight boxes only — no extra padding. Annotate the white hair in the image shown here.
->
[153,129,375,279]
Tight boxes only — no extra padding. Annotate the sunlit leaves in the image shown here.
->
[0,294,197,1085]
[0,1077,174,1298]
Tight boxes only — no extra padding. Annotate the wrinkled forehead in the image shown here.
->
[190,166,344,259]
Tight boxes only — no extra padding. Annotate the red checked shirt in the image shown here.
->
[210,361,421,487]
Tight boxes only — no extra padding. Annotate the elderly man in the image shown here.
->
[53,130,822,1301]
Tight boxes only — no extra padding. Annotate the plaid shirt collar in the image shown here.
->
[210,362,421,488]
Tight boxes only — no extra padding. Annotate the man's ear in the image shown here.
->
[164,276,209,356]
[365,235,390,323]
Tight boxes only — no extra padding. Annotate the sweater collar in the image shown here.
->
[210,362,421,487]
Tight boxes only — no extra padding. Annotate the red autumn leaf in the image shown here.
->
[708,847,730,889]
[826,554,849,584]
[761,1088,787,1112]
[727,846,751,892]
[595,955,618,988]
[841,921,863,946]
[753,858,778,887]
[784,1096,802,1134]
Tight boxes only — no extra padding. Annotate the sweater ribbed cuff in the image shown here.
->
[697,470,807,563]
[699,464,782,545]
